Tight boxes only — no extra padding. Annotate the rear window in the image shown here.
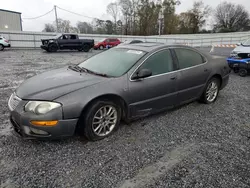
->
[175,48,204,69]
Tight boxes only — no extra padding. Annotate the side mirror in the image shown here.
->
[132,69,152,80]
[236,43,242,46]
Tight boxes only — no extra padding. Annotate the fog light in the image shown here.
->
[30,120,58,126]
[30,127,49,135]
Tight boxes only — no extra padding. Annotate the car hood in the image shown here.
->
[16,67,107,100]
[232,46,250,53]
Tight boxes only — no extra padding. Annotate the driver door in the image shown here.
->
[128,49,179,118]
[58,35,69,49]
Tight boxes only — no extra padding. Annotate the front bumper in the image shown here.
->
[9,100,78,140]
[40,45,48,50]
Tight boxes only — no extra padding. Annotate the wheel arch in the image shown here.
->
[210,74,222,88]
[78,94,129,124]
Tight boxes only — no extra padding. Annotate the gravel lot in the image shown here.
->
[0,48,249,188]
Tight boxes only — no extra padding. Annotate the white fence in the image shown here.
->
[1,30,250,48]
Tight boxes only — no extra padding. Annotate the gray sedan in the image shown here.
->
[8,43,230,141]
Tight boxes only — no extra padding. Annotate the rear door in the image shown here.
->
[128,49,179,117]
[173,47,210,104]
[68,35,81,48]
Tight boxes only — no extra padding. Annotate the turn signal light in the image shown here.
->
[30,120,58,126]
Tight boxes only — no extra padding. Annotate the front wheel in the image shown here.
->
[48,43,58,52]
[200,78,220,104]
[79,100,121,141]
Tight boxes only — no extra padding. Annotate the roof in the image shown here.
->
[116,42,193,52]
[0,9,21,14]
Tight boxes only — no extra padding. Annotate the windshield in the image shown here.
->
[78,48,146,77]
[242,39,250,46]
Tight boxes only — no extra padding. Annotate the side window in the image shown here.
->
[70,35,77,39]
[106,39,110,43]
[175,48,204,69]
[62,35,68,40]
[139,50,174,76]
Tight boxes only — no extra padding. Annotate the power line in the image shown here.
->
[22,8,54,20]
[56,6,98,20]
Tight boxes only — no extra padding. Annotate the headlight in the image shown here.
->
[25,101,61,115]
[49,40,54,43]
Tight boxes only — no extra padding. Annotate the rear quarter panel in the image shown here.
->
[203,52,230,87]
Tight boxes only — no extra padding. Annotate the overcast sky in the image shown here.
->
[1,0,250,31]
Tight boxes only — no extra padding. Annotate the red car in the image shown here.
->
[94,38,121,50]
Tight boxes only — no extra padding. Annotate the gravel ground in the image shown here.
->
[0,49,249,188]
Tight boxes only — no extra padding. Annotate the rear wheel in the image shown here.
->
[200,77,220,104]
[0,44,4,51]
[79,100,121,141]
[82,44,90,52]
[239,68,247,77]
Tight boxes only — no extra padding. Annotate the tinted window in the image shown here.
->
[70,35,77,39]
[175,48,204,69]
[78,48,146,77]
[140,50,173,76]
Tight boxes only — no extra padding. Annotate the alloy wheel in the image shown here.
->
[206,81,218,102]
[92,105,118,137]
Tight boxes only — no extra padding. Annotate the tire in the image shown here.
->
[0,44,4,51]
[233,68,239,73]
[78,47,83,52]
[238,68,247,77]
[82,44,90,52]
[199,77,220,104]
[99,45,104,50]
[48,43,58,52]
[79,100,121,141]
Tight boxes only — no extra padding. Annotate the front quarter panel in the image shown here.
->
[55,76,129,119]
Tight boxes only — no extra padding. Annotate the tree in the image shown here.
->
[214,1,250,32]
[107,2,120,34]
[119,0,132,35]
[162,0,180,34]
[54,18,72,33]
[43,23,55,32]
[77,21,93,34]
[137,0,162,35]
[105,20,114,34]
[178,12,193,34]
[188,1,211,33]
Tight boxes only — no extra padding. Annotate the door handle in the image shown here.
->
[204,68,208,72]
[170,76,177,80]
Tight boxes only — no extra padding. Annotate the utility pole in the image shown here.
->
[158,11,163,36]
[54,5,59,33]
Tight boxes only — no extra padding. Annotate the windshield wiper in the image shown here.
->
[68,65,110,77]
[68,65,83,72]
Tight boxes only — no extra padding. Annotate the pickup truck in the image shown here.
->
[41,34,94,52]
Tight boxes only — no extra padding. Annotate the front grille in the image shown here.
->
[8,93,22,111]
[238,53,250,59]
